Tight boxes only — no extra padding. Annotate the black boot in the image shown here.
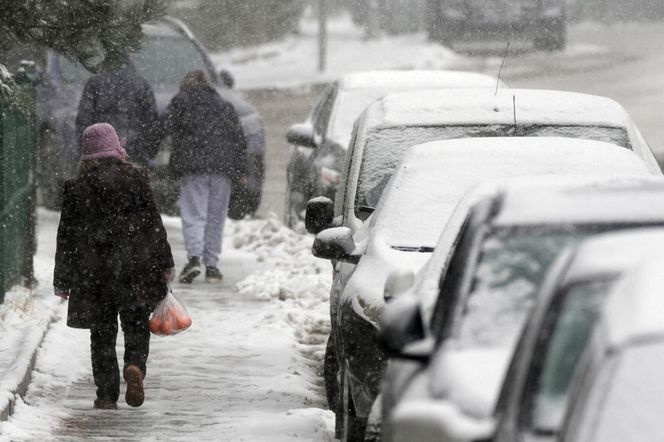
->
[178,257,203,284]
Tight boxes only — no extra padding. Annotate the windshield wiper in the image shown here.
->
[391,246,435,253]
[357,205,375,215]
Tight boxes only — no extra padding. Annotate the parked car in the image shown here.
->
[284,70,501,228]
[560,250,664,442]
[305,87,661,237]
[426,0,567,51]
[36,17,265,218]
[313,139,654,442]
[381,177,664,442]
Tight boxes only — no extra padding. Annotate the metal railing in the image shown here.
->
[0,62,38,302]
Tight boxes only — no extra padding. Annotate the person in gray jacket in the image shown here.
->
[166,70,248,284]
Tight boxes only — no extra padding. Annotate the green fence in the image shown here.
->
[0,64,38,303]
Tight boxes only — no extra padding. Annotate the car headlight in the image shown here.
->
[320,166,341,187]
[347,366,384,418]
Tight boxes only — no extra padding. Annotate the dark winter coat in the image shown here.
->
[54,159,174,329]
[166,84,248,180]
[75,63,162,166]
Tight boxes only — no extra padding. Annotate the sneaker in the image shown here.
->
[124,365,145,408]
[205,266,224,283]
[93,399,117,410]
[179,257,203,284]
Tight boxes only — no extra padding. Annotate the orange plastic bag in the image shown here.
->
[149,290,192,336]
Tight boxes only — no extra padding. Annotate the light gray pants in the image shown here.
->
[180,174,232,268]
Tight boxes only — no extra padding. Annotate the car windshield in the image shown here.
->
[452,227,589,349]
[354,124,631,211]
[530,278,615,434]
[59,36,209,86]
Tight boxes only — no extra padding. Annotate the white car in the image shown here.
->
[284,69,501,227]
[561,250,664,442]
[311,137,654,441]
[382,178,664,442]
[305,88,661,236]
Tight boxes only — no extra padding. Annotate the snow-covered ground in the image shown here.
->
[0,210,334,441]
[212,12,463,90]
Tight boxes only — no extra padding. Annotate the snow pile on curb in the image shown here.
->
[0,286,60,419]
[229,216,332,404]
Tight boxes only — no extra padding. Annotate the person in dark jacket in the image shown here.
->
[54,123,174,410]
[166,70,248,284]
[75,54,162,167]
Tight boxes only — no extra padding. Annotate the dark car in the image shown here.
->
[426,0,567,51]
[36,17,265,218]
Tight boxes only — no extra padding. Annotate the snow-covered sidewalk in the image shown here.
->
[0,211,334,441]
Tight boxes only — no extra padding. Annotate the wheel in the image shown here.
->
[324,336,340,411]
[341,366,368,442]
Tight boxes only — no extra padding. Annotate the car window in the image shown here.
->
[354,124,631,212]
[452,227,588,349]
[59,35,210,86]
[522,278,615,436]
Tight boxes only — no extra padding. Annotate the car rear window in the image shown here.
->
[59,36,210,86]
[354,124,631,212]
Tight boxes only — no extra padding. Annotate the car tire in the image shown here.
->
[341,367,368,442]
[324,337,340,412]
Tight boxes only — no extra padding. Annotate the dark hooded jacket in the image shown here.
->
[75,63,162,166]
[166,84,248,180]
[54,159,174,329]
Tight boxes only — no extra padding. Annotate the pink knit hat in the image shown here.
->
[82,123,128,161]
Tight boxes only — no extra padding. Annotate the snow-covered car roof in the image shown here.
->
[371,137,653,248]
[362,88,633,131]
[560,229,664,286]
[494,178,664,226]
[338,70,500,91]
[330,70,500,148]
[601,251,664,348]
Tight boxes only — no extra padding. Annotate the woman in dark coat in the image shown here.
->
[54,123,174,410]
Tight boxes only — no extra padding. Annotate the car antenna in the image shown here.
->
[513,94,518,133]
[495,41,510,96]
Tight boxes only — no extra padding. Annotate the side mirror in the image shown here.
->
[218,68,235,88]
[384,269,415,302]
[380,295,425,356]
[305,196,334,234]
[312,227,360,264]
[286,123,317,149]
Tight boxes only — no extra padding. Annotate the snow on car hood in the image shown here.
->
[343,235,432,326]
[429,347,512,419]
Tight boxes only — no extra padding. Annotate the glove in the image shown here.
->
[54,287,69,300]
[163,267,175,283]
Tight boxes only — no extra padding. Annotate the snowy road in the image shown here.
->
[1,212,334,441]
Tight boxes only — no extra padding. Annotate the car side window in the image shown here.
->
[313,85,337,139]
[518,279,612,437]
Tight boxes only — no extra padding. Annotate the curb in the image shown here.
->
[0,300,60,424]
